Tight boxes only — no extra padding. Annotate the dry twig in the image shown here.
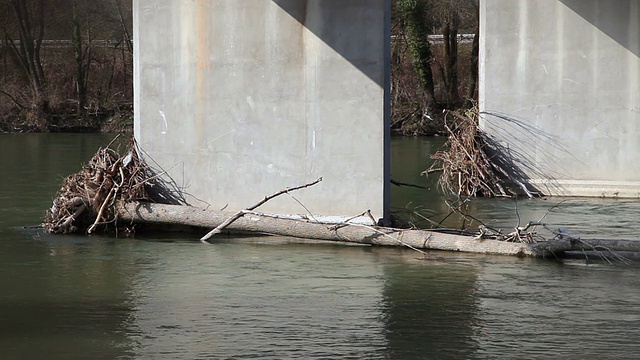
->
[200,177,323,242]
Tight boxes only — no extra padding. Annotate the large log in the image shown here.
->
[532,238,640,255]
[118,202,554,257]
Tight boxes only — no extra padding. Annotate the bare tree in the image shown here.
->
[441,10,460,104]
[71,0,89,118]
[112,0,132,54]
[466,0,479,106]
[397,0,438,105]
[3,0,47,106]
[427,0,478,106]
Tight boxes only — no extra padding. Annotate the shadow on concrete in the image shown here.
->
[560,0,639,58]
[272,0,388,87]
[481,111,571,197]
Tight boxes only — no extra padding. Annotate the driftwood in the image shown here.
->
[426,108,541,198]
[43,137,186,234]
[116,202,561,257]
[116,202,640,260]
[43,138,637,263]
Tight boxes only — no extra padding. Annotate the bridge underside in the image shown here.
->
[480,0,640,197]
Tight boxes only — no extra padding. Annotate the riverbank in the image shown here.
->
[0,111,133,134]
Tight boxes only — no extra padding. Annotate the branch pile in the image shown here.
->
[43,138,179,234]
[426,108,541,198]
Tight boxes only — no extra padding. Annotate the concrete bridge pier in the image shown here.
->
[133,1,391,221]
[480,0,640,197]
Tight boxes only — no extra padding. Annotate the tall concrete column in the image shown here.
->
[480,0,640,197]
[133,1,390,220]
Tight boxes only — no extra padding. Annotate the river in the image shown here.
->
[2,133,640,359]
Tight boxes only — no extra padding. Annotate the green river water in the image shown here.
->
[2,133,640,359]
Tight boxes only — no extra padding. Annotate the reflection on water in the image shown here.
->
[2,134,640,359]
[0,233,135,359]
[124,243,390,359]
[382,257,479,359]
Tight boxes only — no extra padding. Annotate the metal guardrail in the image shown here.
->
[393,33,476,44]
[4,34,475,47]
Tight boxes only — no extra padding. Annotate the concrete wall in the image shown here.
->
[480,0,640,197]
[133,1,390,220]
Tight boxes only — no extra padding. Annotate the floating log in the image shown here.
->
[200,177,323,242]
[117,202,640,261]
[42,137,639,262]
[117,202,559,257]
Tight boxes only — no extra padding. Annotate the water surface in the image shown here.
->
[2,134,640,359]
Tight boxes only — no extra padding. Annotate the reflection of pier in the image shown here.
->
[123,243,479,358]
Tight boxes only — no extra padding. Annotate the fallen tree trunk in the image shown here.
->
[200,177,322,242]
[117,202,640,260]
[118,202,558,257]
[531,238,640,255]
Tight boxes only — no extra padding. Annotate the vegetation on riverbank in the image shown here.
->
[391,0,479,135]
[0,0,133,133]
[1,0,477,134]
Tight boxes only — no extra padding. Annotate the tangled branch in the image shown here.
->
[43,136,183,234]
[425,107,542,198]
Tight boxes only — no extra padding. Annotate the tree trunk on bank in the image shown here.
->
[397,0,438,105]
[466,15,480,107]
[442,13,460,105]
[71,0,87,118]
[7,0,48,111]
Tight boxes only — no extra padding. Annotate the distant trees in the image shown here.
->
[70,0,88,118]
[0,0,476,134]
[2,0,47,123]
[0,0,133,131]
[430,0,479,106]
[392,0,479,135]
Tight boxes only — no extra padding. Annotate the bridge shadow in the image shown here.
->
[480,111,571,197]
[272,0,388,88]
[560,0,640,58]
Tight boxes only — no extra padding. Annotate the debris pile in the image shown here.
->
[426,108,541,198]
[43,138,178,234]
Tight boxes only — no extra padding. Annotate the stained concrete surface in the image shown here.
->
[133,0,390,220]
[480,0,640,197]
